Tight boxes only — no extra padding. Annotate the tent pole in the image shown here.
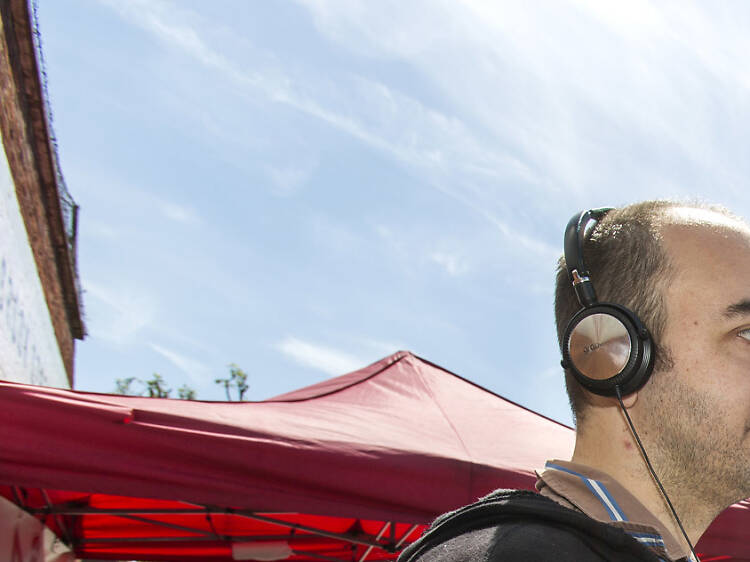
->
[41,489,74,547]
[230,509,389,549]
[11,486,26,508]
[112,514,217,537]
[204,508,220,540]
[33,505,401,551]
[394,524,420,549]
[80,534,300,544]
[31,507,209,515]
[358,521,390,562]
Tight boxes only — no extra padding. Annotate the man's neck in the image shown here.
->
[571,424,720,548]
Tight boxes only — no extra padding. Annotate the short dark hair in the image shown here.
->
[554,201,678,424]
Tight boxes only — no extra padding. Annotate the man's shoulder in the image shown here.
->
[408,517,611,561]
[397,489,662,562]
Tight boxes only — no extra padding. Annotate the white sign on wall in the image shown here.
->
[0,146,69,388]
[0,497,75,562]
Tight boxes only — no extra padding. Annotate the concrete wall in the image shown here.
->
[0,496,74,562]
[0,146,68,387]
[0,0,83,385]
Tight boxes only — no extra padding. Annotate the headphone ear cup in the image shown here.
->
[562,303,653,397]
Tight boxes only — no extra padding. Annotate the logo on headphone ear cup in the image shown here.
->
[562,303,654,397]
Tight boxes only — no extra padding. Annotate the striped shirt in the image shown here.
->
[536,459,696,562]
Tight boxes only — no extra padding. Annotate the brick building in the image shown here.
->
[0,0,83,388]
[0,0,83,558]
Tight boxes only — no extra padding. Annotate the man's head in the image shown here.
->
[556,200,750,504]
[555,201,747,424]
[555,201,678,424]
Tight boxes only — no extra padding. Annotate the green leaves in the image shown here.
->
[114,364,248,401]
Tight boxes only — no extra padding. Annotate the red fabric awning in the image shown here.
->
[0,351,746,560]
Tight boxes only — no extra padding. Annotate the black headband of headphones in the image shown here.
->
[563,207,613,308]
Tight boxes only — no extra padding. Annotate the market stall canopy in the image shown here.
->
[0,351,573,560]
[1,351,746,560]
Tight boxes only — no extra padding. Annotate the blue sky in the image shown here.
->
[37,0,750,425]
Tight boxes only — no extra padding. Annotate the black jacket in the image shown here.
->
[398,490,673,561]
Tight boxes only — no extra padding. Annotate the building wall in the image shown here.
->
[0,496,74,561]
[0,0,82,385]
[0,146,68,387]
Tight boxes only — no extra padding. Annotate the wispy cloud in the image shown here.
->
[266,159,318,196]
[160,201,199,224]
[149,343,210,382]
[97,0,556,259]
[84,281,155,346]
[374,224,408,260]
[298,0,750,209]
[275,337,365,375]
[429,251,467,277]
[98,0,750,281]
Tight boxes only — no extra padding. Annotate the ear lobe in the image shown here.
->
[621,391,638,409]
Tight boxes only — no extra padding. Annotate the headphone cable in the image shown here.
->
[614,386,698,562]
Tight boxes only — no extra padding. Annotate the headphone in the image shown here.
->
[560,208,655,397]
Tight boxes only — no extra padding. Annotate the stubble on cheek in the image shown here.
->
[645,372,750,505]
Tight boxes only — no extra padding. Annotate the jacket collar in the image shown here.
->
[536,459,693,561]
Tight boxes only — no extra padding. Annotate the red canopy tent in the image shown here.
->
[0,351,747,560]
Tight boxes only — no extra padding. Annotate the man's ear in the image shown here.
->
[620,391,638,409]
